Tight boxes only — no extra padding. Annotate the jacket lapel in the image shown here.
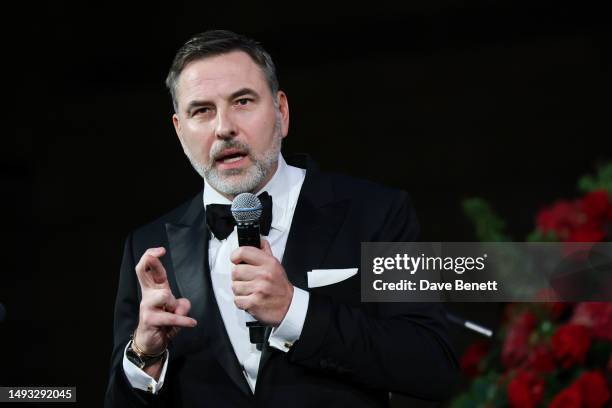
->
[165,194,253,398]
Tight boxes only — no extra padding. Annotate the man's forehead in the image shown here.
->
[177,51,267,98]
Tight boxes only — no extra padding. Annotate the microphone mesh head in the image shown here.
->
[231,193,263,222]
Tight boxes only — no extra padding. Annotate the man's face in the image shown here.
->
[172,51,289,198]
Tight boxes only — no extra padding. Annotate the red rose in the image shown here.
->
[536,201,582,241]
[567,227,606,243]
[580,190,611,222]
[574,371,610,408]
[502,311,537,368]
[507,370,545,408]
[571,302,612,341]
[460,340,490,378]
[526,345,556,373]
[551,324,592,369]
[536,191,611,243]
[549,385,582,408]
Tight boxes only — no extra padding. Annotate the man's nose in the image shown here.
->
[215,109,238,140]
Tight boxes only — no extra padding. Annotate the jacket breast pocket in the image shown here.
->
[307,268,358,288]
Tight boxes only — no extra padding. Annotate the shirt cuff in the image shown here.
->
[122,342,169,394]
[268,287,310,352]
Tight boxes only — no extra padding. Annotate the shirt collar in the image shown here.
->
[203,154,291,232]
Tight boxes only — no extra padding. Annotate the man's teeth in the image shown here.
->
[222,155,243,163]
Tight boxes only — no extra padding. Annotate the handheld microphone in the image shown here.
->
[231,193,267,350]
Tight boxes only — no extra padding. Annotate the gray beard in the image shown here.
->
[184,123,282,197]
[203,135,281,196]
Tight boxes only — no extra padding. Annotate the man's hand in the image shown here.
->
[230,239,294,326]
[134,247,197,357]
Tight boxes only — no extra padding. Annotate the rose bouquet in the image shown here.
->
[451,163,612,408]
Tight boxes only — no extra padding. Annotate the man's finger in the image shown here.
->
[147,310,197,328]
[230,246,268,266]
[174,298,192,317]
[233,295,252,312]
[260,239,273,256]
[231,263,259,282]
[140,289,177,311]
[135,247,169,290]
[139,256,168,288]
[231,280,256,296]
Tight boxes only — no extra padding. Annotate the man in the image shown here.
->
[105,30,458,407]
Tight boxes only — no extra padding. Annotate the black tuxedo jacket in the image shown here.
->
[105,155,458,407]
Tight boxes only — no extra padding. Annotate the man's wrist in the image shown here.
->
[279,284,295,326]
[126,333,168,370]
[132,331,167,357]
[269,287,310,352]
[122,342,169,391]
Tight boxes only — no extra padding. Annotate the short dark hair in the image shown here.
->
[165,30,280,112]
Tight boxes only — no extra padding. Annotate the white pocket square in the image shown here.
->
[307,268,358,288]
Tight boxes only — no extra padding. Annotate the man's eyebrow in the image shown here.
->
[229,88,260,100]
[186,99,212,113]
[185,88,261,113]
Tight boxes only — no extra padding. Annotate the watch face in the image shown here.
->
[127,343,166,369]
[126,347,145,369]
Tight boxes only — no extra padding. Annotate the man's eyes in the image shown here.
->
[193,107,212,116]
[191,99,253,116]
[191,106,214,117]
[235,98,253,106]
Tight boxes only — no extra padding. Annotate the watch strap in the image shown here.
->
[126,340,167,369]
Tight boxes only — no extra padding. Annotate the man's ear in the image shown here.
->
[276,91,289,139]
[172,113,186,148]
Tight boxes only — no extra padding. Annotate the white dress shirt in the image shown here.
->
[123,154,309,394]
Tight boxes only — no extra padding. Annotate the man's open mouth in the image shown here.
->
[215,149,248,164]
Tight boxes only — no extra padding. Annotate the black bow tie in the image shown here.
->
[205,192,273,240]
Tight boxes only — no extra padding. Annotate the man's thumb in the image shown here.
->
[260,238,273,255]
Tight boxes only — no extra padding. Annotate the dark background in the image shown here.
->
[3,1,611,406]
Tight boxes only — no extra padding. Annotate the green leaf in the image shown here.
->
[450,393,478,408]
[538,320,555,337]
[578,162,612,194]
[462,198,512,242]
[526,229,559,242]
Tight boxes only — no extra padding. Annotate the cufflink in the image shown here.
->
[284,341,294,349]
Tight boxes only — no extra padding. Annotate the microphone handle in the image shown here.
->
[236,221,267,350]
[236,222,261,247]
